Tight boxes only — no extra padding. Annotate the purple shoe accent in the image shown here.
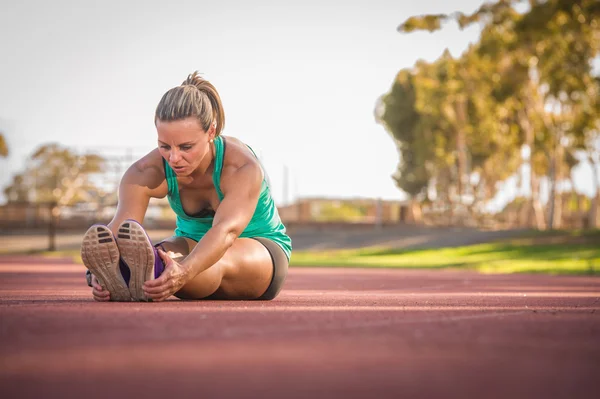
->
[122,219,165,279]
[119,258,131,285]
[153,247,165,278]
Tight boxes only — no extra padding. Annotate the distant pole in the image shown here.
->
[283,164,289,206]
[375,198,383,230]
[48,201,58,251]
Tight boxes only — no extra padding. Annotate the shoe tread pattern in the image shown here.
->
[81,225,131,302]
[116,221,155,302]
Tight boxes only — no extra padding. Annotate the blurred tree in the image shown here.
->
[375,69,429,199]
[4,143,106,205]
[387,0,600,229]
[4,143,107,250]
[572,63,600,228]
[376,45,522,224]
[581,122,600,227]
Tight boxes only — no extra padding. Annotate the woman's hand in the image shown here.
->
[143,249,191,302]
[91,274,111,302]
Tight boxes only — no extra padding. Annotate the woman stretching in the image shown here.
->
[81,72,292,302]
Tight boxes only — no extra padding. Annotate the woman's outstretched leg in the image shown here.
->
[152,236,275,300]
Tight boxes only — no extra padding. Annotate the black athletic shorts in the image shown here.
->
[252,237,289,300]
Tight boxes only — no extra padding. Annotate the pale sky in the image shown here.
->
[0,0,595,206]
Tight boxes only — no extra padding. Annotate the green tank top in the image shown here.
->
[163,136,292,260]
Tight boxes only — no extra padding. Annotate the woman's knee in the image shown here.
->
[175,263,225,299]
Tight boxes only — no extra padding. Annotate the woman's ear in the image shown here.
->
[209,122,217,140]
[208,123,216,143]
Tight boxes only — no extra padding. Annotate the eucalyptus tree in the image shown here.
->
[376,69,428,199]
[377,50,520,223]
[577,101,600,227]
[395,0,600,229]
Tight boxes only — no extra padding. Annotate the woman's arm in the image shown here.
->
[107,151,167,235]
[180,161,262,276]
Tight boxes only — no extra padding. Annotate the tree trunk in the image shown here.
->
[546,137,565,230]
[547,149,556,230]
[467,178,484,226]
[530,85,564,230]
[456,99,468,205]
[531,172,546,230]
[568,174,583,229]
[447,191,455,227]
[589,154,600,229]
[591,194,599,229]
[48,202,58,252]
[409,199,422,224]
[553,142,564,229]
[375,198,383,230]
[519,108,546,229]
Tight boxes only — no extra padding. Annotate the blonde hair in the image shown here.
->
[155,71,225,136]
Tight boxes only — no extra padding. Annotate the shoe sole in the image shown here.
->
[81,225,131,302]
[116,220,155,302]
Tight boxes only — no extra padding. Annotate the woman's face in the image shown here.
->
[156,117,214,176]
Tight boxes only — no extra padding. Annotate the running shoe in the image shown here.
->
[81,224,132,302]
[116,220,164,301]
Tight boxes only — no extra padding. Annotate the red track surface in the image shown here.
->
[1,255,599,399]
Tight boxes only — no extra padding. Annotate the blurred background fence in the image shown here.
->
[1,193,596,233]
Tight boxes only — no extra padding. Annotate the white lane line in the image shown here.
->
[284,290,600,298]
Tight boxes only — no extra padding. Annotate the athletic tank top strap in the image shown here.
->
[212,135,225,201]
[163,157,178,196]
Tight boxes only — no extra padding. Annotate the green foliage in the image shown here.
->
[562,192,591,212]
[313,201,369,222]
[398,14,447,32]
[379,0,600,226]
[376,69,431,197]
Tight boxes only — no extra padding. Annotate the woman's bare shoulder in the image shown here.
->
[220,135,263,184]
[123,149,168,196]
[222,135,259,168]
[133,148,164,173]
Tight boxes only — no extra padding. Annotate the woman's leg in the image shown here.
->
[156,236,275,300]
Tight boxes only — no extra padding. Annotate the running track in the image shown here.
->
[0,256,599,399]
